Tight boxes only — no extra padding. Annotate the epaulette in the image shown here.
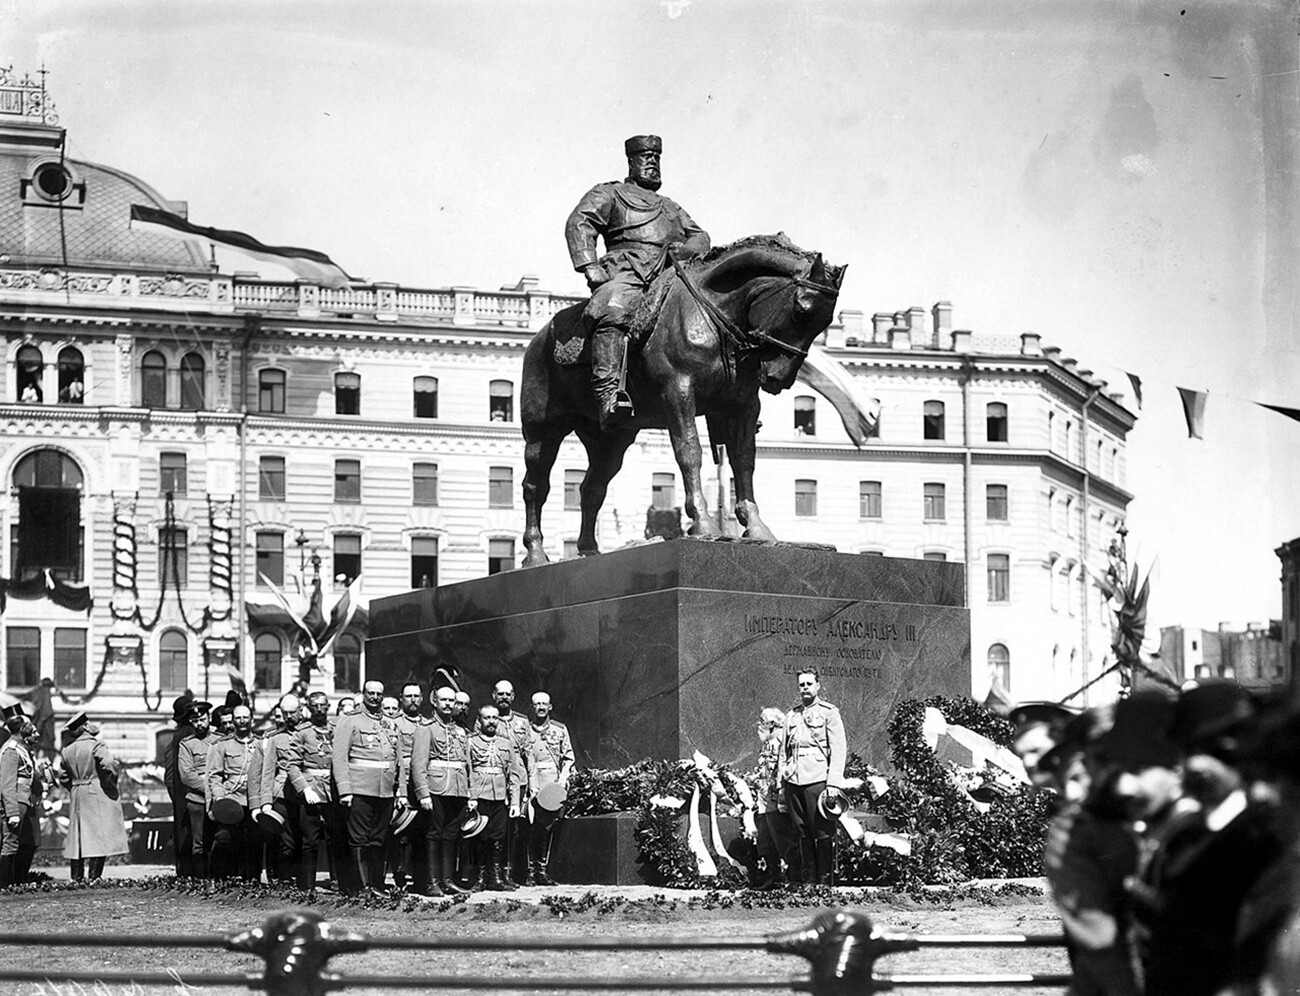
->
[818,700,838,710]
[548,719,568,731]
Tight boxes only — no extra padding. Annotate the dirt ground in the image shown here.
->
[0,874,1071,995]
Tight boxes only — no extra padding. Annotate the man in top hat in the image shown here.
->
[176,700,214,878]
[780,669,846,886]
[524,691,574,886]
[205,702,259,880]
[251,693,302,884]
[332,679,399,896]
[1129,681,1281,996]
[410,684,472,897]
[60,711,128,881]
[164,692,196,877]
[0,707,43,888]
[283,690,335,893]
[493,679,532,886]
[466,704,521,892]
[565,134,711,428]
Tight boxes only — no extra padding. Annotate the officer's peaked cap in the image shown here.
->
[625,134,662,156]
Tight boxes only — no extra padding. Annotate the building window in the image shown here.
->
[988,643,1011,693]
[259,456,285,500]
[413,376,438,418]
[859,480,882,519]
[923,482,946,521]
[333,632,362,692]
[986,484,1008,522]
[564,470,583,511]
[254,633,282,693]
[488,538,515,575]
[179,352,205,410]
[160,452,187,496]
[923,551,947,562]
[794,396,816,436]
[6,627,40,687]
[335,372,360,415]
[986,402,1007,442]
[258,369,285,413]
[17,345,44,403]
[333,533,361,586]
[1047,411,1056,452]
[411,537,438,589]
[159,629,188,693]
[795,479,818,516]
[488,466,513,508]
[923,400,945,440]
[334,459,361,503]
[563,540,580,560]
[159,526,188,586]
[142,350,166,408]
[1064,420,1073,461]
[1065,496,1076,538]
[12,449,83,583]
[256,532,284,586]
[652,473,676,510]
[57,347,84,404]
[988,553,1010,603]
[413,463,438,505]
[489,380,514,422]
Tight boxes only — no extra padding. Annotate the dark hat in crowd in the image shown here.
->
[1170,680,1255,752]
[1237,691,1300,779]
[185,700,213,721]
[172,693,194,722]
[3,715,28,735]
[63,710,89,736]
[459,811,488,839]
[1008,701,1078,735]
[0,702,28,724]
[1037,705,1113,777]
[433,666,462,695]
[625,134,662,156]
[1092,689,1181,768]
[224,689,245,709]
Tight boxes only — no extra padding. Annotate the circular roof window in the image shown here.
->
[33,162,73,202]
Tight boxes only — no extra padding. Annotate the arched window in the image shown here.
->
[179,352,205,410]
[12,449,83,582]
[333,632,362,692]
[141,351,166,408]
[17,345,43,402]
[57,347,84,404]
[254,633,283,692]
[987,643,1010,694]
[923,400,945,440]
[413,376,438,418]
[159,629,189,692]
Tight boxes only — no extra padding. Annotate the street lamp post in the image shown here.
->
[294,528,309,573]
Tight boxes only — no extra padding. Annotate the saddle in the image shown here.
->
[551,267,678,367]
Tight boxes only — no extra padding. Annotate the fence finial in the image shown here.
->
[226,908,370,996]
[767,909,919,995]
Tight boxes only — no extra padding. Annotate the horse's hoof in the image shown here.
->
[522,553,551,568]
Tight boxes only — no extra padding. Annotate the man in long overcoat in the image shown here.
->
[60,711,128,880]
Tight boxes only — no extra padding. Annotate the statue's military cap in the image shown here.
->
[624,134,662,156]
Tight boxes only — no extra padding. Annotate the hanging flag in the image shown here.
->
[129,204,355,288]
[1177,387,1208,439]
[1125,372,1144,409]
[1258,403,1300,425]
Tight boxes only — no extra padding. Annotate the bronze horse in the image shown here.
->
[521,234,847,568]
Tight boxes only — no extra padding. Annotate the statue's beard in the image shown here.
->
[629,171,662,191]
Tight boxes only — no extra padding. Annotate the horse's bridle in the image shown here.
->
[670,258,839,363]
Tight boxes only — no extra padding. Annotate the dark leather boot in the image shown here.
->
[439,841,470,895]
[491,843,517,892]
[70,859,85,882]
[350,846,369,896]
[0,855,14,889]
[88,856,105,881]
[532,859,557,887]
[592,329,635,427]
[815,839,834,887]
[366,847,388,896]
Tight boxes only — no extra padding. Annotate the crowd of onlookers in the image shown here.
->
[1009,680,1300,996]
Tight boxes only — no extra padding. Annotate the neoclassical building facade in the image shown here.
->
[0,75,1135,760]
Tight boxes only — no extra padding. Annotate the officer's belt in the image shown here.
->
[795,744,825,752]
[535,759,558,769]
[350,759,391,769]
[305,767,330,776]
[427,759,464,768]
[474,766,503,774]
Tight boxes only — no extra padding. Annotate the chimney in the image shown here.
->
[872,313,894,341]
[932,301,953,340]
[906,305,926,341]
[890,325,912,350]
[950,329,972,353]
[1020,333,1042,356]
[1042,345,1062,363]
[838,309,864,345]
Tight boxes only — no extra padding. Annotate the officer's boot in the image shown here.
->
[0,855,13,889]
[298,847,317,892]
[414,840,443,897]
[70,859,84,882]
[591,329,634,428]
[531,831,557,887]
[367,847,389,896]
[350,846,370,896]
[461,844,483,892]
[88,856,105,881]
[815,838,834,887]
[439,840,470,895]
[491,842,517,892]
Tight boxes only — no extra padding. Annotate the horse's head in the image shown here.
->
[748,253,847,394]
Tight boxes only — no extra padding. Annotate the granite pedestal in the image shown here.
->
[367,539,969,769]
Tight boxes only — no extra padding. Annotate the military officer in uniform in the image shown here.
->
[0,711,43,888]
[283,690,333,892]
[176,700,214,877]
[781,669,847,886]
[251,693,300,883]
[60,711,129,881]
[205,703,258,880]
[332,679,399,897]
[410,684,472,896]
[163,693,195,877]
[390,681,429,890]
[565,134,711,427]
[468,704,521,892]
[525,691,574,886]
[493,679,531,886]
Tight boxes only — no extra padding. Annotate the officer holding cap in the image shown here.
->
[525,691,574,886]
[411,683,472,896]
[468,704,520,891]
[781,668,846,886]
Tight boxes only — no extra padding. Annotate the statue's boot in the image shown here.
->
[591,329,634,428]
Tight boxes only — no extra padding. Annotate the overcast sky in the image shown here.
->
[6,0,1298,639]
